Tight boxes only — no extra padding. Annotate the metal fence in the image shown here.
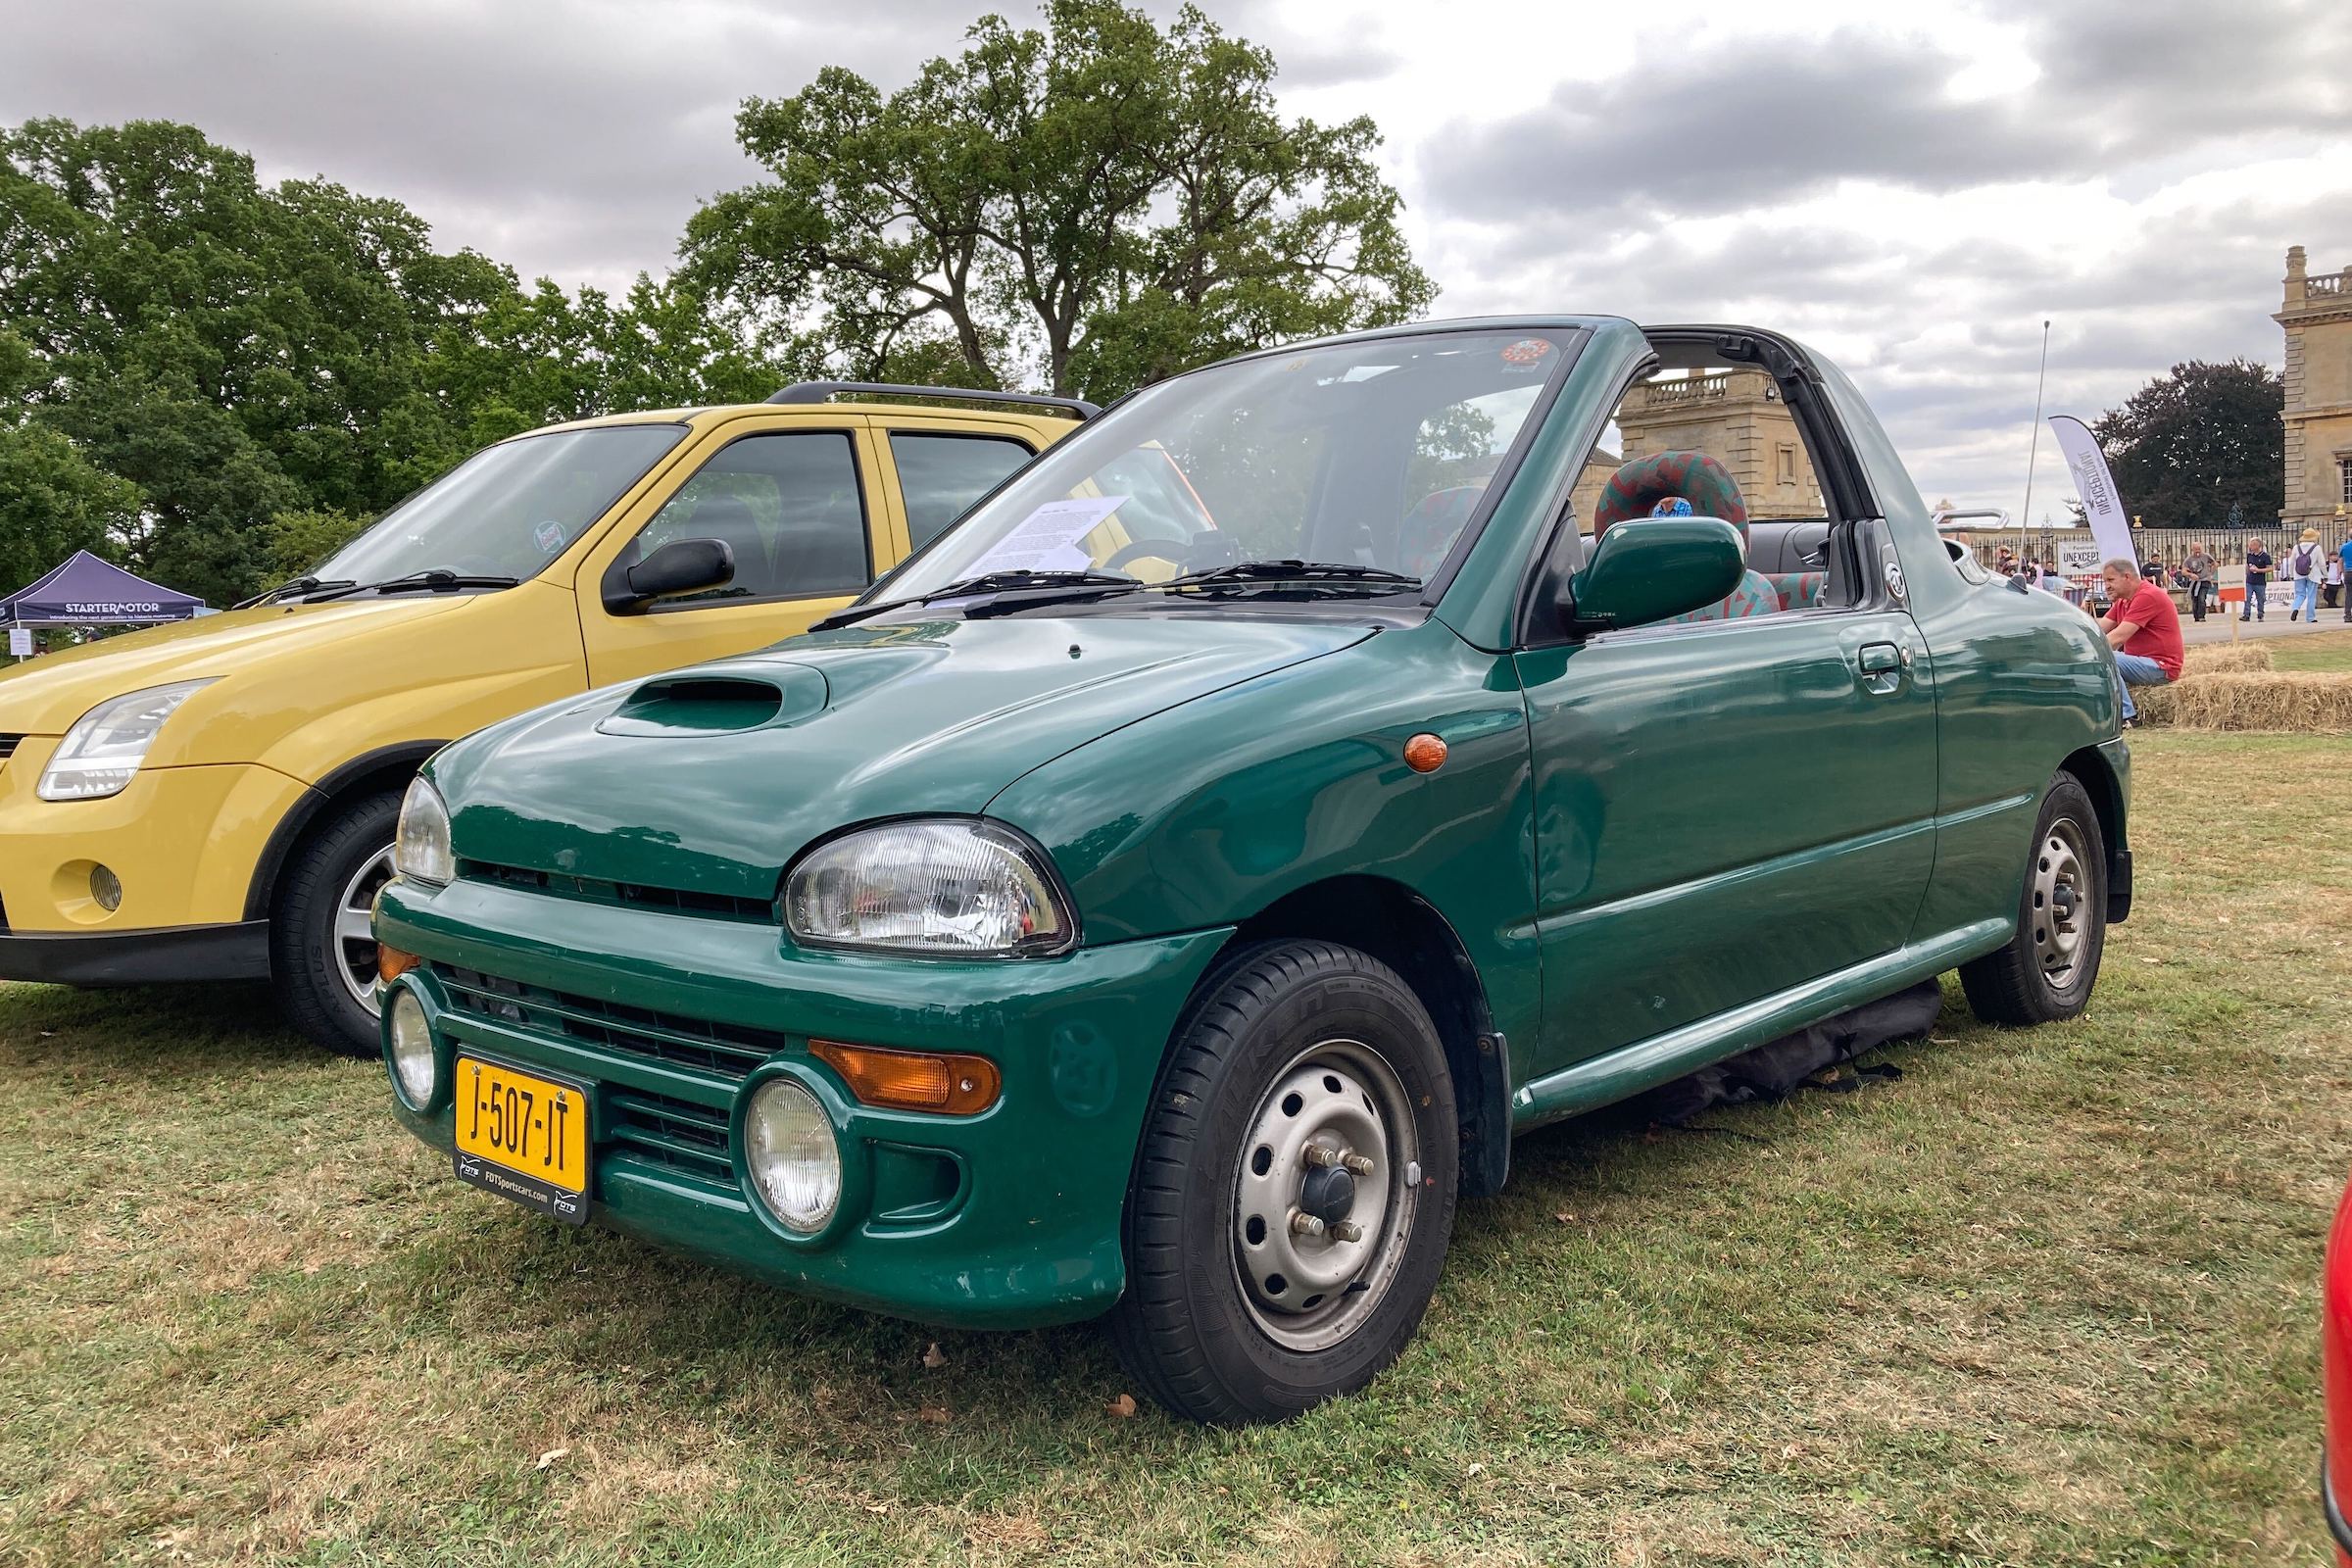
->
[1970,523,2350,574]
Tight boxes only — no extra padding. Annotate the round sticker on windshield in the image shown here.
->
[533,520,566,555]
[1500,337,1553,368]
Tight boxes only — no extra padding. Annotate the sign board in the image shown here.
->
[7,626,30,658]
[2056,540,2104,577]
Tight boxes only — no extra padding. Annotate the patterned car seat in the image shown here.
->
[1592,452,1779,621]
[1396,481,1487,581]
[1763,570,1827,612]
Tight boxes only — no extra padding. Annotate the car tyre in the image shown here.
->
[1107,939,1458,1424]
[1959,772,2107,1027]
[271,789,403,1057]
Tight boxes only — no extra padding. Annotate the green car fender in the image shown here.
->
[986,615,1536,1191]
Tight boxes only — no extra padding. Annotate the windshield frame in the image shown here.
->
[851,322,1590,617]
[309,419,693,596]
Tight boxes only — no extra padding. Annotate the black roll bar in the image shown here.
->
[765,381,1100,419]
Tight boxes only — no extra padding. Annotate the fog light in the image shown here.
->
[387,987,436,1106]
[88,864,122,912]
[744,1079,842,1234]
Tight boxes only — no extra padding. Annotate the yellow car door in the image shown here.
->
[574,414,890,688]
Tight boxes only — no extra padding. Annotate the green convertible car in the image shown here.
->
[375,318,2131,1423]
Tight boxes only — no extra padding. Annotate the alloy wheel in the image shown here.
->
[333,843,397,1017]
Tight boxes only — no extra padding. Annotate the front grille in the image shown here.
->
[434,963,761,1186]
[0,734,21,761]
[606,1087,733,1181]
[458,858,773,923]
[435,963,789,1078]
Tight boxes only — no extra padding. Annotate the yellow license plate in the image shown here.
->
[454,1057,590,1204]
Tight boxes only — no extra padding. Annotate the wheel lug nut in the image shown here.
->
[1302,1145,1340,1169]
[1290,1211,1326,1237]
[1341,1152,1374,1176]
[1330,1221,1363,1243]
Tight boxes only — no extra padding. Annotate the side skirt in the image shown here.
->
[1508,917,2011,1133]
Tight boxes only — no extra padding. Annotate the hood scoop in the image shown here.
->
[595,664,829,738]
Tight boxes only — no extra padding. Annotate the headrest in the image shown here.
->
[1593,451,1748,540]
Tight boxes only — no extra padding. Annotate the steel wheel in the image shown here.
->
[1230,1038,1422,1352]
[333,843,396,1017]
[1961,773,2108,1028]
[2028,816,2090,988]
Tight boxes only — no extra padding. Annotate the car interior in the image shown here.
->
[1572,329,1870,624]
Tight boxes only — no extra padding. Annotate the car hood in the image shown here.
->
[0,597,473,735]
[431,613,1378,901]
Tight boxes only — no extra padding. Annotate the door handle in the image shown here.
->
[1856,641,1904,693]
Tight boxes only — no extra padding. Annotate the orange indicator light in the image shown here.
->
[377,944,422,984]
[809,1040,1002,1116]
[1403,733,1448,773]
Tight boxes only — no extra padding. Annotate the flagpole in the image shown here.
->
[2018,318,2050,564]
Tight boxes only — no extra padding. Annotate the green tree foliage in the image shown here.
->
[0,120,774,605]
[261,507,369,580]
[2091,359,2283,528]
[681,0,1433,402]
[0,324,140,598]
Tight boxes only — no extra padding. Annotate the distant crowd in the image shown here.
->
[1992,532,2350,624]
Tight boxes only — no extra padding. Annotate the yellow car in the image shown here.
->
[0,382,1083,1053]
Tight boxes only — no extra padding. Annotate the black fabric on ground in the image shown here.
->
[1639,979,1943,1125]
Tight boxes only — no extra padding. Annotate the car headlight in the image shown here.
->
[744,1078,842,1234]
[394,776,454,886]
[782,819,1074,956]
[386,987,437,1106]
[38,680,215,801]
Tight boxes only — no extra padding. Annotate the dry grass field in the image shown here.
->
[2,729,2346,1566]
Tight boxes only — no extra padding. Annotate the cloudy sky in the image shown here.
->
[7,0,2349,515]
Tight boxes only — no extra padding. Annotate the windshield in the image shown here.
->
[315,423,689,586]
[881,328,1572,601]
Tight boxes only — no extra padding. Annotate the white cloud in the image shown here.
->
[5,0,2350,514]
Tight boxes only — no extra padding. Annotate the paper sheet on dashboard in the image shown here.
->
[964,494,1130,574]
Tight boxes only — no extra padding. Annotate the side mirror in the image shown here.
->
[1563,516,1745,634]
[603,537,734,613]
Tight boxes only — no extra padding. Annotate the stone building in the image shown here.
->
[2278,245,2352,537]
[1614,368,1825,519]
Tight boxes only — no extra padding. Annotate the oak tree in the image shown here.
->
[681,0,1433,402]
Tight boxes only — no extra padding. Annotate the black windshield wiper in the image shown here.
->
[301,568,521,604]
[235,574,358,609]
[1154,561,1422,594]
[811,569,1142,631]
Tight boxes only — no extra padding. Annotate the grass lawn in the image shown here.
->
[2,730,2345,1566]
[2268,626,2352,674]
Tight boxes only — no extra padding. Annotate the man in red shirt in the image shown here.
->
[2098,559,2183,725]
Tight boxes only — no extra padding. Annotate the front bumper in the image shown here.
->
[0,919,270,985]
[375,873,1232,1329]
[0,744,309,938]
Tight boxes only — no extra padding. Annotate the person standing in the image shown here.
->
[2289,529,2325,622]
[2340,530,2352,622]
[2099,558,2183,726]
[2183,540,2217,621]
[2243,538,2273,621]
[2327,548,2345,612]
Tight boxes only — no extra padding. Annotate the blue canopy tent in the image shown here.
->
[0,551,207,627]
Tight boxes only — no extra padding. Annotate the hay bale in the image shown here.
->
[2135,669,2352,732]
[2181,643,2274,675]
